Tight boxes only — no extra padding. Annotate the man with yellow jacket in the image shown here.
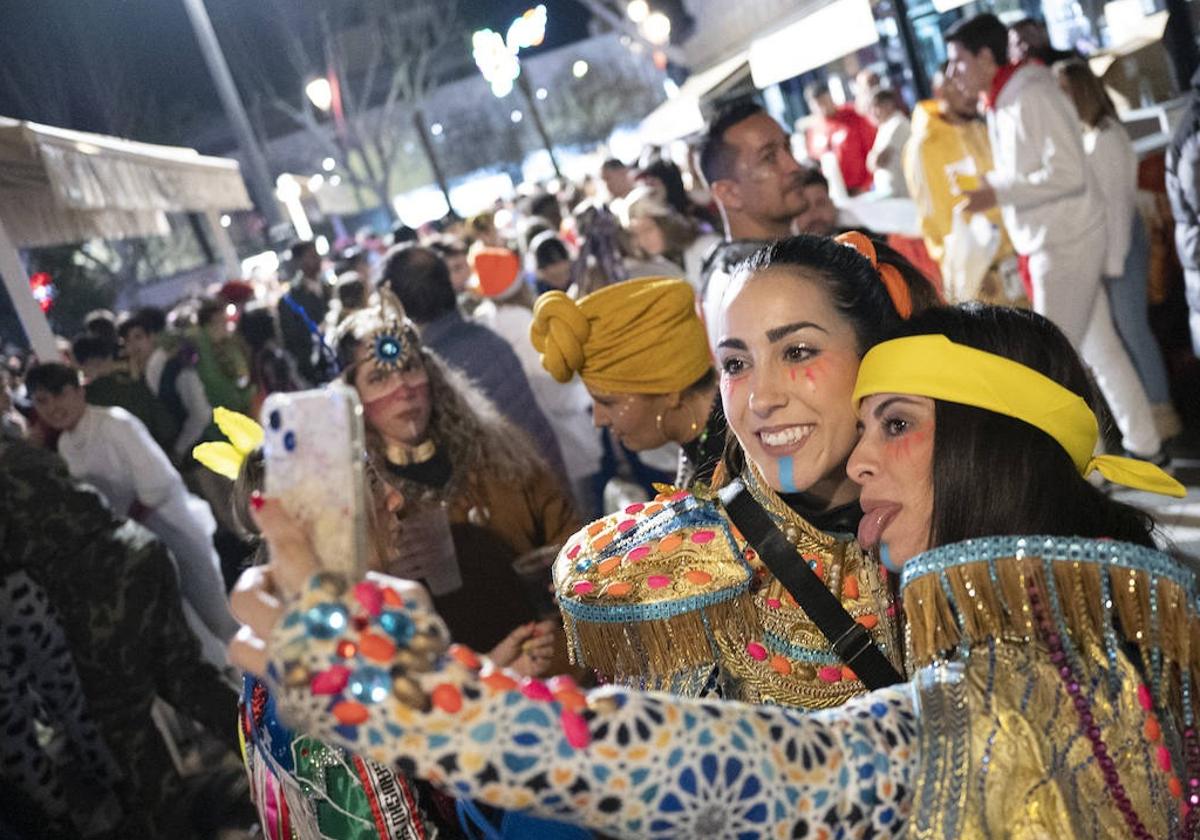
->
[903,72,1025,305]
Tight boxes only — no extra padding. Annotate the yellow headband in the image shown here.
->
[852,335,1185,498]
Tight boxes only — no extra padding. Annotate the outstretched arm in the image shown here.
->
[241,534,919,840]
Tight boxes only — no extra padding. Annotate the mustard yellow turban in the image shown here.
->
[529,277,712,394]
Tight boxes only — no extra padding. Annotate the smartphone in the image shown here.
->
[261,383,368,579]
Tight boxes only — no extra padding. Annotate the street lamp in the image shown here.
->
[472,5,561,178]
[626,0,649,22]
[305,77,333,112]
[321,156,336,172]
[572,59,589,78]
[642,11,671,45]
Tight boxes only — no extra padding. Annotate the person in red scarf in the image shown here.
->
[804,82,877,195]
[945,13,1163,464]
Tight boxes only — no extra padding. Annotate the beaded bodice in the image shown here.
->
[552,468,900,708]
[898,536,1199,839]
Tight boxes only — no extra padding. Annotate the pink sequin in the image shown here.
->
[627,546,652,563]
[521,679,555,702]
[567,543,582,560]
[311,665,351,695]
[561,709,591,748]
[617,519,637,533]
[573,581,595,595]
[1138,683,1153,712]
[690,530,716,544]
[1158,746,1173,773]
[818,666,842,683]
[670,490,690,502]
[646,575,671,589]
[353,582,384,617]
[765,598,781,610]
[624,503,645,515]
[745,642,767,661]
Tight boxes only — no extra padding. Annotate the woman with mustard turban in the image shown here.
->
[234,303,1192,840]
[530,277,723,489]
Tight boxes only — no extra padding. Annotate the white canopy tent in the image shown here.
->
[0,117,254,358]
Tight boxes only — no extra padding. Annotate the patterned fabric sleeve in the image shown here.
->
[266,573,919,840]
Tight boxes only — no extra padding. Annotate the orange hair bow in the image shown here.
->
[834,231,913,319]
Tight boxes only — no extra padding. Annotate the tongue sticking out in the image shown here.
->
[857,504,900,550]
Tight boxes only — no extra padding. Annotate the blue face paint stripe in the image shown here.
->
[880,543,904,574]
[778,456,797,493]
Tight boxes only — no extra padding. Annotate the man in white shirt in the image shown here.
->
[947,13,1161,459]
[867,89,912,198]
[119,306,213,464]
[26,363,238,659]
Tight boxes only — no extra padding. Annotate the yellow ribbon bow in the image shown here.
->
[192,407,264,481]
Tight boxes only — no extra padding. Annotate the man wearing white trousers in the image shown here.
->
[946,12,1161,459]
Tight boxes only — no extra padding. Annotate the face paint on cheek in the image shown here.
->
[778,456,798,493]
[803,358,825,389]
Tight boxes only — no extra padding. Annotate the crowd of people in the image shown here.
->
[3,10,1200,839]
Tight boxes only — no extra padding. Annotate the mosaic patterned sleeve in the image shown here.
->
[266,574,920,839]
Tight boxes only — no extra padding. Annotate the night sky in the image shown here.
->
[0,0,594,145]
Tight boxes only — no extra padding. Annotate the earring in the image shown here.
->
[655,413,666,437]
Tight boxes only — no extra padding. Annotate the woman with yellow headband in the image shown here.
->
[530,237,940,701]
[230,303,1195,839]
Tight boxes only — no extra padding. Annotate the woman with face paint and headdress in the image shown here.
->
[524,235,941,705]
[233,303,1193,840]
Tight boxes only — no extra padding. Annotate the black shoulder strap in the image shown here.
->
[718,479,903,691]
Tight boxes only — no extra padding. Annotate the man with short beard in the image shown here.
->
[696,101,811,347]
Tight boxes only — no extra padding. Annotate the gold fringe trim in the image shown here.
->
[563,594,759,682]
[904,557,1199,724]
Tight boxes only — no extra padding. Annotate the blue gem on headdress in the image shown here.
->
[373,331,406,370]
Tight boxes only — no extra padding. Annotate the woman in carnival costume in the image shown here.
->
[232,303,1195,839]
[200,300,582,839]
[535,234,940,702]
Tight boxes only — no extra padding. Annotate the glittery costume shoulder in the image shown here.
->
[553,463,901,708]
[899,536,1199,839]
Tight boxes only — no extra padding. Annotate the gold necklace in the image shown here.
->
[385,439,437,465]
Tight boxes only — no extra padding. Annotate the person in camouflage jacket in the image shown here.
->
[0,439,239,838]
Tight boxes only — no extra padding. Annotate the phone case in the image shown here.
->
[261,384,368,579]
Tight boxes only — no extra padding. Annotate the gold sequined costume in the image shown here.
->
[553,463,900,707]
[901,535,1198,839]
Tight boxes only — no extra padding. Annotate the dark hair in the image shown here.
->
[84,310,118,344]
[529,231,570,269]
[698,100,765,186]
[196,297,226,328]
[25,362,80,395]
[390,224,419,246]
[1053,59,1117,129]
[290,239,318,261]
[896,304,1155,548]
[526,192,562,226]
[719,234,942,481]
[871,88,901,109]
[71,333,117,365]
[638,158,692,217]
[378,244,456,323]
[737,234,941,352]
[118,306,167,339]
[601,158,627,171]
[237,304,279,354]
[335,272,368,310]
[945,13,1009,65]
